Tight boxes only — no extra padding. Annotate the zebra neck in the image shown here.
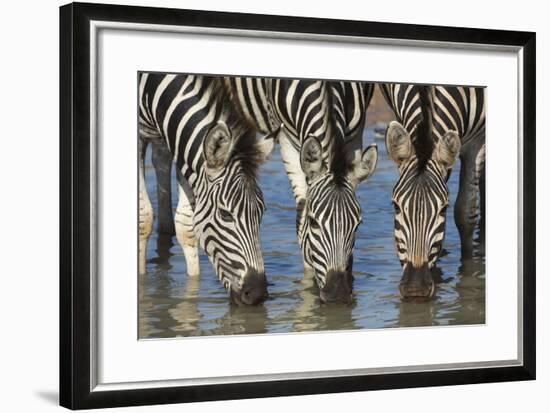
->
[176,162,204,195]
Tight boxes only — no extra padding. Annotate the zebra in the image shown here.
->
[380,84,485,299]
[224,77,378,303]
[138,73,278,305]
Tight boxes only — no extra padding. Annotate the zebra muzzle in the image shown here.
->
[231,269,268,306]
[320,270,353,304]
[399,263,436,301]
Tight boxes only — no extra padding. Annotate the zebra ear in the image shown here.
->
[203,121,234,175]
[434,130,461,169]
[385,121,412,165]
[300,135,326,183]
[349,144,378,187]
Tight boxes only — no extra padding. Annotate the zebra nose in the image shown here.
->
[239,270,268,305]
[399,263,435,301]
[320,270,353,304]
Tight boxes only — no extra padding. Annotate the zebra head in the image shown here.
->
[299,136,378,304]
[386,109,461,300]
[194,120,277,305]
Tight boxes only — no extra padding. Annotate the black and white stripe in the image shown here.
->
[330,81,374,146]
[381,84,485,299]
[225,77,377,303]
[380,84,485,147]
[138,73,276,305]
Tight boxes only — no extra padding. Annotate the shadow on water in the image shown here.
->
[139,125,486,338]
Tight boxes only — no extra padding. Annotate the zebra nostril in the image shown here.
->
[240,286,266,305]
[238,270,268,305]
[427,280,436,298]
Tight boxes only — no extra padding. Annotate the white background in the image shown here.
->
[0,0,546,412]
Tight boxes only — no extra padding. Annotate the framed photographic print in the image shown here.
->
[59,2,536,409]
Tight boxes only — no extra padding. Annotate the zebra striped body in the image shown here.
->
[380,84,485,148]
[225,78,373,159]
[225,77,377,303]
[138,73,276,305]
[381,84,485,299]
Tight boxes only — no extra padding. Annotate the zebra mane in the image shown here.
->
[323,87,354,187]
[413,85,435,170]
[329,136,354,186]
[212,78,264,181]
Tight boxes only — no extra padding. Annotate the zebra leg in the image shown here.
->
[151,139,175,235]
[454,144,485,261]
[138,138,154,274]
[478,162,486,256]
[174,174,200,277]
[278,133,312,273]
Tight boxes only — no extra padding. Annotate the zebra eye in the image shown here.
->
[308,216,320,230]
[219,208,234,223]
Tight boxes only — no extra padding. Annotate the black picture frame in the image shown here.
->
[60,2,536,410]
